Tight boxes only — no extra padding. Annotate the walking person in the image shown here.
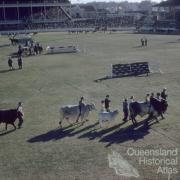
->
[76,97,85,122]
[104,95,111,112]
[8,57,14,70]
[161,88,168,100]
[17,102,24,128]
[17,56,23,69]
[122,98,128,121]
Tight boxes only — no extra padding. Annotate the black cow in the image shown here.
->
[150,98,168,119]
[0,109,23,130]
[129,99,168,125]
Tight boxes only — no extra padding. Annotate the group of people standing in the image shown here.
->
[122,88,168,121]
[141,37,148,47]
[26,42,43,56]
[8,56,23,70]
[8,45,24,70]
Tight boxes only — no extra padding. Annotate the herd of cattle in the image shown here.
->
[0,97,168,131]
[59,98,168,128]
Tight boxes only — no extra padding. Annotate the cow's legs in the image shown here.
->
[59,112,65,128]
[80,114,84,122]
[66,117,74,126]
[131,115,137,125]
[148,112,153,120]
[99,119,103,128]
[76,114,81,123]
[79,114,85,126]
[59,116,64,128]
[12,123,16,130]
[153,115,159,122]
[160,113,165,120]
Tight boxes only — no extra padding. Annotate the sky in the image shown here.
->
[71,0,163,4]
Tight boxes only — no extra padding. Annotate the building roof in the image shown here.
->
[155,0,180,7]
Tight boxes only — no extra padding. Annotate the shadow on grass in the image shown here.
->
[132,45,143,48]
[0,69,20,74]
[0,44,11,48]
[94,74,149,82]
[78,121,126,141]
[27,117,158,145]
[94,76,131,82]
[78,118,158,147]
[27,122,99,143]
[100,118,158,147]
[167,41,180,44]
[0,128,16,136]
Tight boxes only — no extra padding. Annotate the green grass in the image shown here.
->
[0,32,180,180]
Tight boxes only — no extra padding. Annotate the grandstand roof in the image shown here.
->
[1,0,69,3]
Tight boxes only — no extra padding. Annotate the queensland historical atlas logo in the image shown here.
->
[108,148,178,179]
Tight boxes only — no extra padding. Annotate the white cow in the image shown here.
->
[59,103,96,127]
[98,110,119,127]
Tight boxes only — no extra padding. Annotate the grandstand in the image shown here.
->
[137,0,180,34]
[0,0,71,33]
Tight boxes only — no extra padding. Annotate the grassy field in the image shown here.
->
[0,32,180,180]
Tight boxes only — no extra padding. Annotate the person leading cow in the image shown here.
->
[122,98,128,121]
[76,97,85,122]
[104,95,111,112]
[17,102,24,128]
[161,88,168,100]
